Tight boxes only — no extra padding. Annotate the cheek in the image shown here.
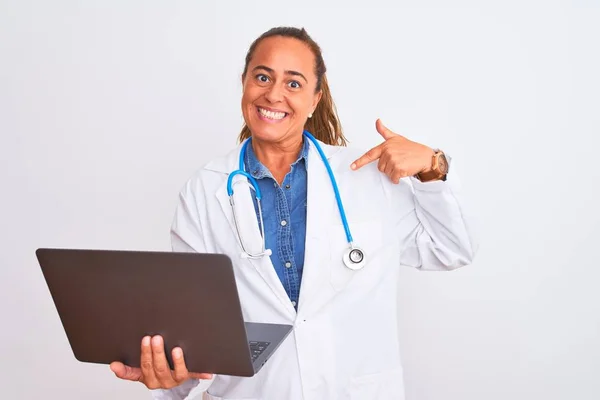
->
[241,95,251,111]
[289,96,311,117]
[241,89,253,105]
[241,84,261,105]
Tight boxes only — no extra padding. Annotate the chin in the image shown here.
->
[249,126,285,142]
[245,104,299,142]
[247,119,292,143]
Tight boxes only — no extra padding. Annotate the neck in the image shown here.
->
[251,134,304,184]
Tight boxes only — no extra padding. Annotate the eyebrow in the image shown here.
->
[252,65,308,83]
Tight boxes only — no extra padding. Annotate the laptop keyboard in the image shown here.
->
[249,341,271,362]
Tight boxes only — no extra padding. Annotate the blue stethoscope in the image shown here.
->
[226,130,366,270]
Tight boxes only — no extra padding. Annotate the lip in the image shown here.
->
[255,106,289,123]
[256,105,290,114]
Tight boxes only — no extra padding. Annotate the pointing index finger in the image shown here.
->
[351,145,383,170]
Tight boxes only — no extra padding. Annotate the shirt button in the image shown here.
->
[285,262,291,268]
[273,182,277,187]
[285,184,291,189]
[292,301,297,306]
[280,220,287,226]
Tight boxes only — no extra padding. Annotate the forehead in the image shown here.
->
[250,36,316,78]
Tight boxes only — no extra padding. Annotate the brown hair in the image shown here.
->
[238,27,348,146]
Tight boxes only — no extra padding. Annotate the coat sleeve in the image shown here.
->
[383,156,479,271]
[150,178,216,399]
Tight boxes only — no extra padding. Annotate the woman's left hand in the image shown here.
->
[351,119,435,184]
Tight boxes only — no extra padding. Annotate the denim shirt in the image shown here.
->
[244,139,309,309]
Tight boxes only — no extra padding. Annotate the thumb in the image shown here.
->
[110,362,142,382]
[376,119,398,140]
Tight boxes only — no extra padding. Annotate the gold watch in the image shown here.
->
[416,150,448,182]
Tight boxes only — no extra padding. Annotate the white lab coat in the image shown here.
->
[151,138,478,400]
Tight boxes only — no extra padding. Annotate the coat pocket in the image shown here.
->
[348,367,405,400]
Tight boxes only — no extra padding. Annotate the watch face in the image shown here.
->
[438,154,448,174]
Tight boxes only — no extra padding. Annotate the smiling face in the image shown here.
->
[241,36,322,145]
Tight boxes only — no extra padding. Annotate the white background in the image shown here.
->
[1,1,599,399]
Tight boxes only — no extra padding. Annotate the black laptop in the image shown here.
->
[35,248,293,377]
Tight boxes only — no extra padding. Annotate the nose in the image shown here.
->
[265,83,284,103]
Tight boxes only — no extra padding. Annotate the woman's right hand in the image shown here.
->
[110,335,213,390]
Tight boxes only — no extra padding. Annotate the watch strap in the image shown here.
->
[416,150,448,182]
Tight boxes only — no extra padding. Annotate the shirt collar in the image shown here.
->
[245,136,310,179]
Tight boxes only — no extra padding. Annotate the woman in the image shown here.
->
[110,26,477,399]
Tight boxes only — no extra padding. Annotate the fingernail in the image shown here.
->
[173,348,182,359]
[142,336,150,346]
[152,336,162,346]
[351,163,356,170]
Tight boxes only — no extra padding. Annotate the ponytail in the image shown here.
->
[302,74,346,146]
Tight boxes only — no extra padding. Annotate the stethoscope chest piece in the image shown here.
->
[343,246,366,270]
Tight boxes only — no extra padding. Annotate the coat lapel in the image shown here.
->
[296,141,341,319]
[211,143,297,317]
[206,138,344,320]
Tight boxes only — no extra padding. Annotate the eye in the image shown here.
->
[288,80,301,89]
[256,74,270,83]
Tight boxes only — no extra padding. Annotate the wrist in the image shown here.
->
[415,148,448,182]
[419,147,436,173]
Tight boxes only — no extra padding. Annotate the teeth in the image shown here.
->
[259,108,286,120]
